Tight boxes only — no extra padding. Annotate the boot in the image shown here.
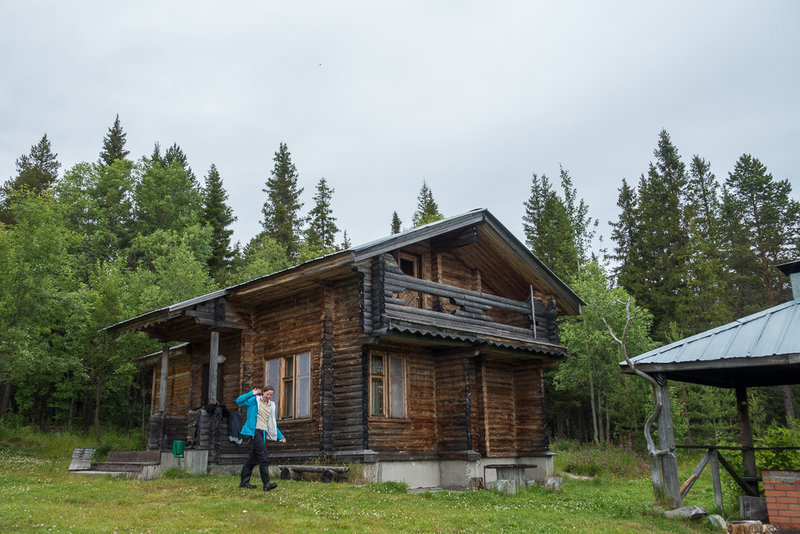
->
[260,464,277,491]
[239,463,257,489]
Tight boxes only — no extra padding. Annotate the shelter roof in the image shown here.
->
[621,298,800,388]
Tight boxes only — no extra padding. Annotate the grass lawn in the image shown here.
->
[0,448,722,533]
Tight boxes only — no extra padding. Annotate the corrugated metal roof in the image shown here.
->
[627,298,800,366]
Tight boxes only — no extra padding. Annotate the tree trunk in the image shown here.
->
[81,390,91,435]
[589,377,599,445]
[782,385,796,428]
[67,397,74,433]
[93,377,105,443]
[0,380,11,419]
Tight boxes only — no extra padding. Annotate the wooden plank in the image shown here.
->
[680,449,713,498]
[69,448,96,471]
[716,451,760,497]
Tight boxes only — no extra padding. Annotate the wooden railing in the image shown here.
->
[371,254,552,345]
[677,445,800,516]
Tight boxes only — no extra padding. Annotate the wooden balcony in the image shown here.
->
[361,254,558,347]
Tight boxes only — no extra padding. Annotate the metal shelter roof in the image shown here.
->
[622,283,800,388]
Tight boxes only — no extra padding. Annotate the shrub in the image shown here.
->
[755,421,800,471]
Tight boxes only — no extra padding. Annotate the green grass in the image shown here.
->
[0,430,726,533]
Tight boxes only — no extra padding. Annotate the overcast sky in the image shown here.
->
[2,2,798,255]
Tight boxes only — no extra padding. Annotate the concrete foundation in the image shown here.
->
[360,453,554,490]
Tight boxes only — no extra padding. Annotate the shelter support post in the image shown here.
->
[710,450,724,514]
[158,345,169,413]
[735,386,758,494]
[209,331,219,405]
[654,376,681,507]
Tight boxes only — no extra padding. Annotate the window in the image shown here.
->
[265,353,310,419]
[397,252,420,277]
[370,352,407,418]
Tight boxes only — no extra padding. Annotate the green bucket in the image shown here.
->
[172,440,185,457]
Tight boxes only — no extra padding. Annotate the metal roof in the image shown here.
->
[622,297,800,388]
[105,208,584,338]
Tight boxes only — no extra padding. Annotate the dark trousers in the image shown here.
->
[240,430,271,487]
[245,429,270,468]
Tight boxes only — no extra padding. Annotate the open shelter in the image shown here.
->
[621,260,800,518]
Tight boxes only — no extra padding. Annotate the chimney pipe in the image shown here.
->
[777,260,800,301]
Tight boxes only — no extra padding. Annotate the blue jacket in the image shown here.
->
[235,391,284,440]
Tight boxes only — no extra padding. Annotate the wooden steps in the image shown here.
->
[69,448,161,479]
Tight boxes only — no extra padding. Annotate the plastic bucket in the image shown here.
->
[172,440,185,457]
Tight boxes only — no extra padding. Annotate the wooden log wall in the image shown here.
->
[152,354,190,417]
[253,290,324,453]
[481,358,517,456]
[321,283,335,452]
[331,276,369,451]
[366,346,437,454]
[513,362,547,454]
[435,351,472,453]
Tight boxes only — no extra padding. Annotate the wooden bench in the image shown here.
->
[278,464,350,483]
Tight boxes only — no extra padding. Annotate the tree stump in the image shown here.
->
[727,520,762,534]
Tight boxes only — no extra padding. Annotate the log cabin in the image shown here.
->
[106,209,583,489]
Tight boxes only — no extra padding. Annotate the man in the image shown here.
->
[236,386,286,491]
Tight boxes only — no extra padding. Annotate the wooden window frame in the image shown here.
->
[369,351,408,419]
[397,252,420,278]
[265,352,311,420]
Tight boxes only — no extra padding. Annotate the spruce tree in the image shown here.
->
[522,170,592,282]
[722,154,800,313]
[98,114,129,166]
[608,178,638,286]
[617,130,691,340]
[522,173,553,254]
[164,143,197,186]
[261,143,304,258]
[679,156,732,332]
[201,164,236,282]
[305,177,339,252]
[560,166,597,266]
[411,180,443,227]
[391,211,402,234]
[340,230,352,250]
[1,134,61,224]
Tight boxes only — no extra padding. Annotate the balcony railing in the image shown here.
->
[365,254,553,345]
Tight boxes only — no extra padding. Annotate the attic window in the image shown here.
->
[398,252,420,278]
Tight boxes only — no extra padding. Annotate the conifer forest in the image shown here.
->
[1,118,798,450]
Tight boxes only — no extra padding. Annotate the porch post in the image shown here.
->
[158,344,169,413]
[735,386,758,493]
[208,330,219,405]
[464,356,472,450]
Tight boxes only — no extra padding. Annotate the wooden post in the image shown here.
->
[464,356,472,450]
[208,330,219,405]
[158,345,169,413]
[711,449,724,515]
[529,285,537,339]
[735,386,758,494]
[655,375,681,507]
